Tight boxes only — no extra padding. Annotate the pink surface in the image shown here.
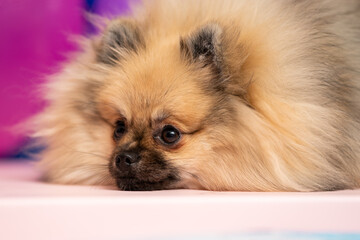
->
[0,161,360,240]
[0,0,83,156]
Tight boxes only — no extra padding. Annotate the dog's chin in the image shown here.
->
[115,176,179,191]
[116,174,206,191]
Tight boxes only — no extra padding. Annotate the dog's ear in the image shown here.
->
[96,20,145,64]
[181,23,251,100]
[180,23,223,73]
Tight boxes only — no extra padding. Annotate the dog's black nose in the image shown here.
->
[115,152,141,170]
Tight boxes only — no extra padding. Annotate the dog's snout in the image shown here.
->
[115,152,141,170]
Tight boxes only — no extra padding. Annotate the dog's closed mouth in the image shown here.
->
[116,175,179,191]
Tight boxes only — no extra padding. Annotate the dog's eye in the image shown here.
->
[160,125,181,145]
[114,120,126,140]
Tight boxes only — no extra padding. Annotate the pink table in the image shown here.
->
[0,161,359,240]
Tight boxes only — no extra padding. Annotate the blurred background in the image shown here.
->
[0,0,132,160]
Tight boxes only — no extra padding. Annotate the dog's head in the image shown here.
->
[90,20,253,191]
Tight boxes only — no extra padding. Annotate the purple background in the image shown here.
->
[0,0,130,158]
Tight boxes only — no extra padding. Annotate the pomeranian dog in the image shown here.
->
[32,0,360,191]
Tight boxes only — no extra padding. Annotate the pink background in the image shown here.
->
[0,0,83,157]
[0,0,130,157]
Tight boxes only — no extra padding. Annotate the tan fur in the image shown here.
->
[33,0,360,191]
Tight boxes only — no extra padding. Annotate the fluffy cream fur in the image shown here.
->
[33,0,360,191]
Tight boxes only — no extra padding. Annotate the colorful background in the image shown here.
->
[0,0,131,158]
[1,3,359,240]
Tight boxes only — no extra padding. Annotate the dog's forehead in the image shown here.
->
[120,59,207,108]
[98,42,217,127]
